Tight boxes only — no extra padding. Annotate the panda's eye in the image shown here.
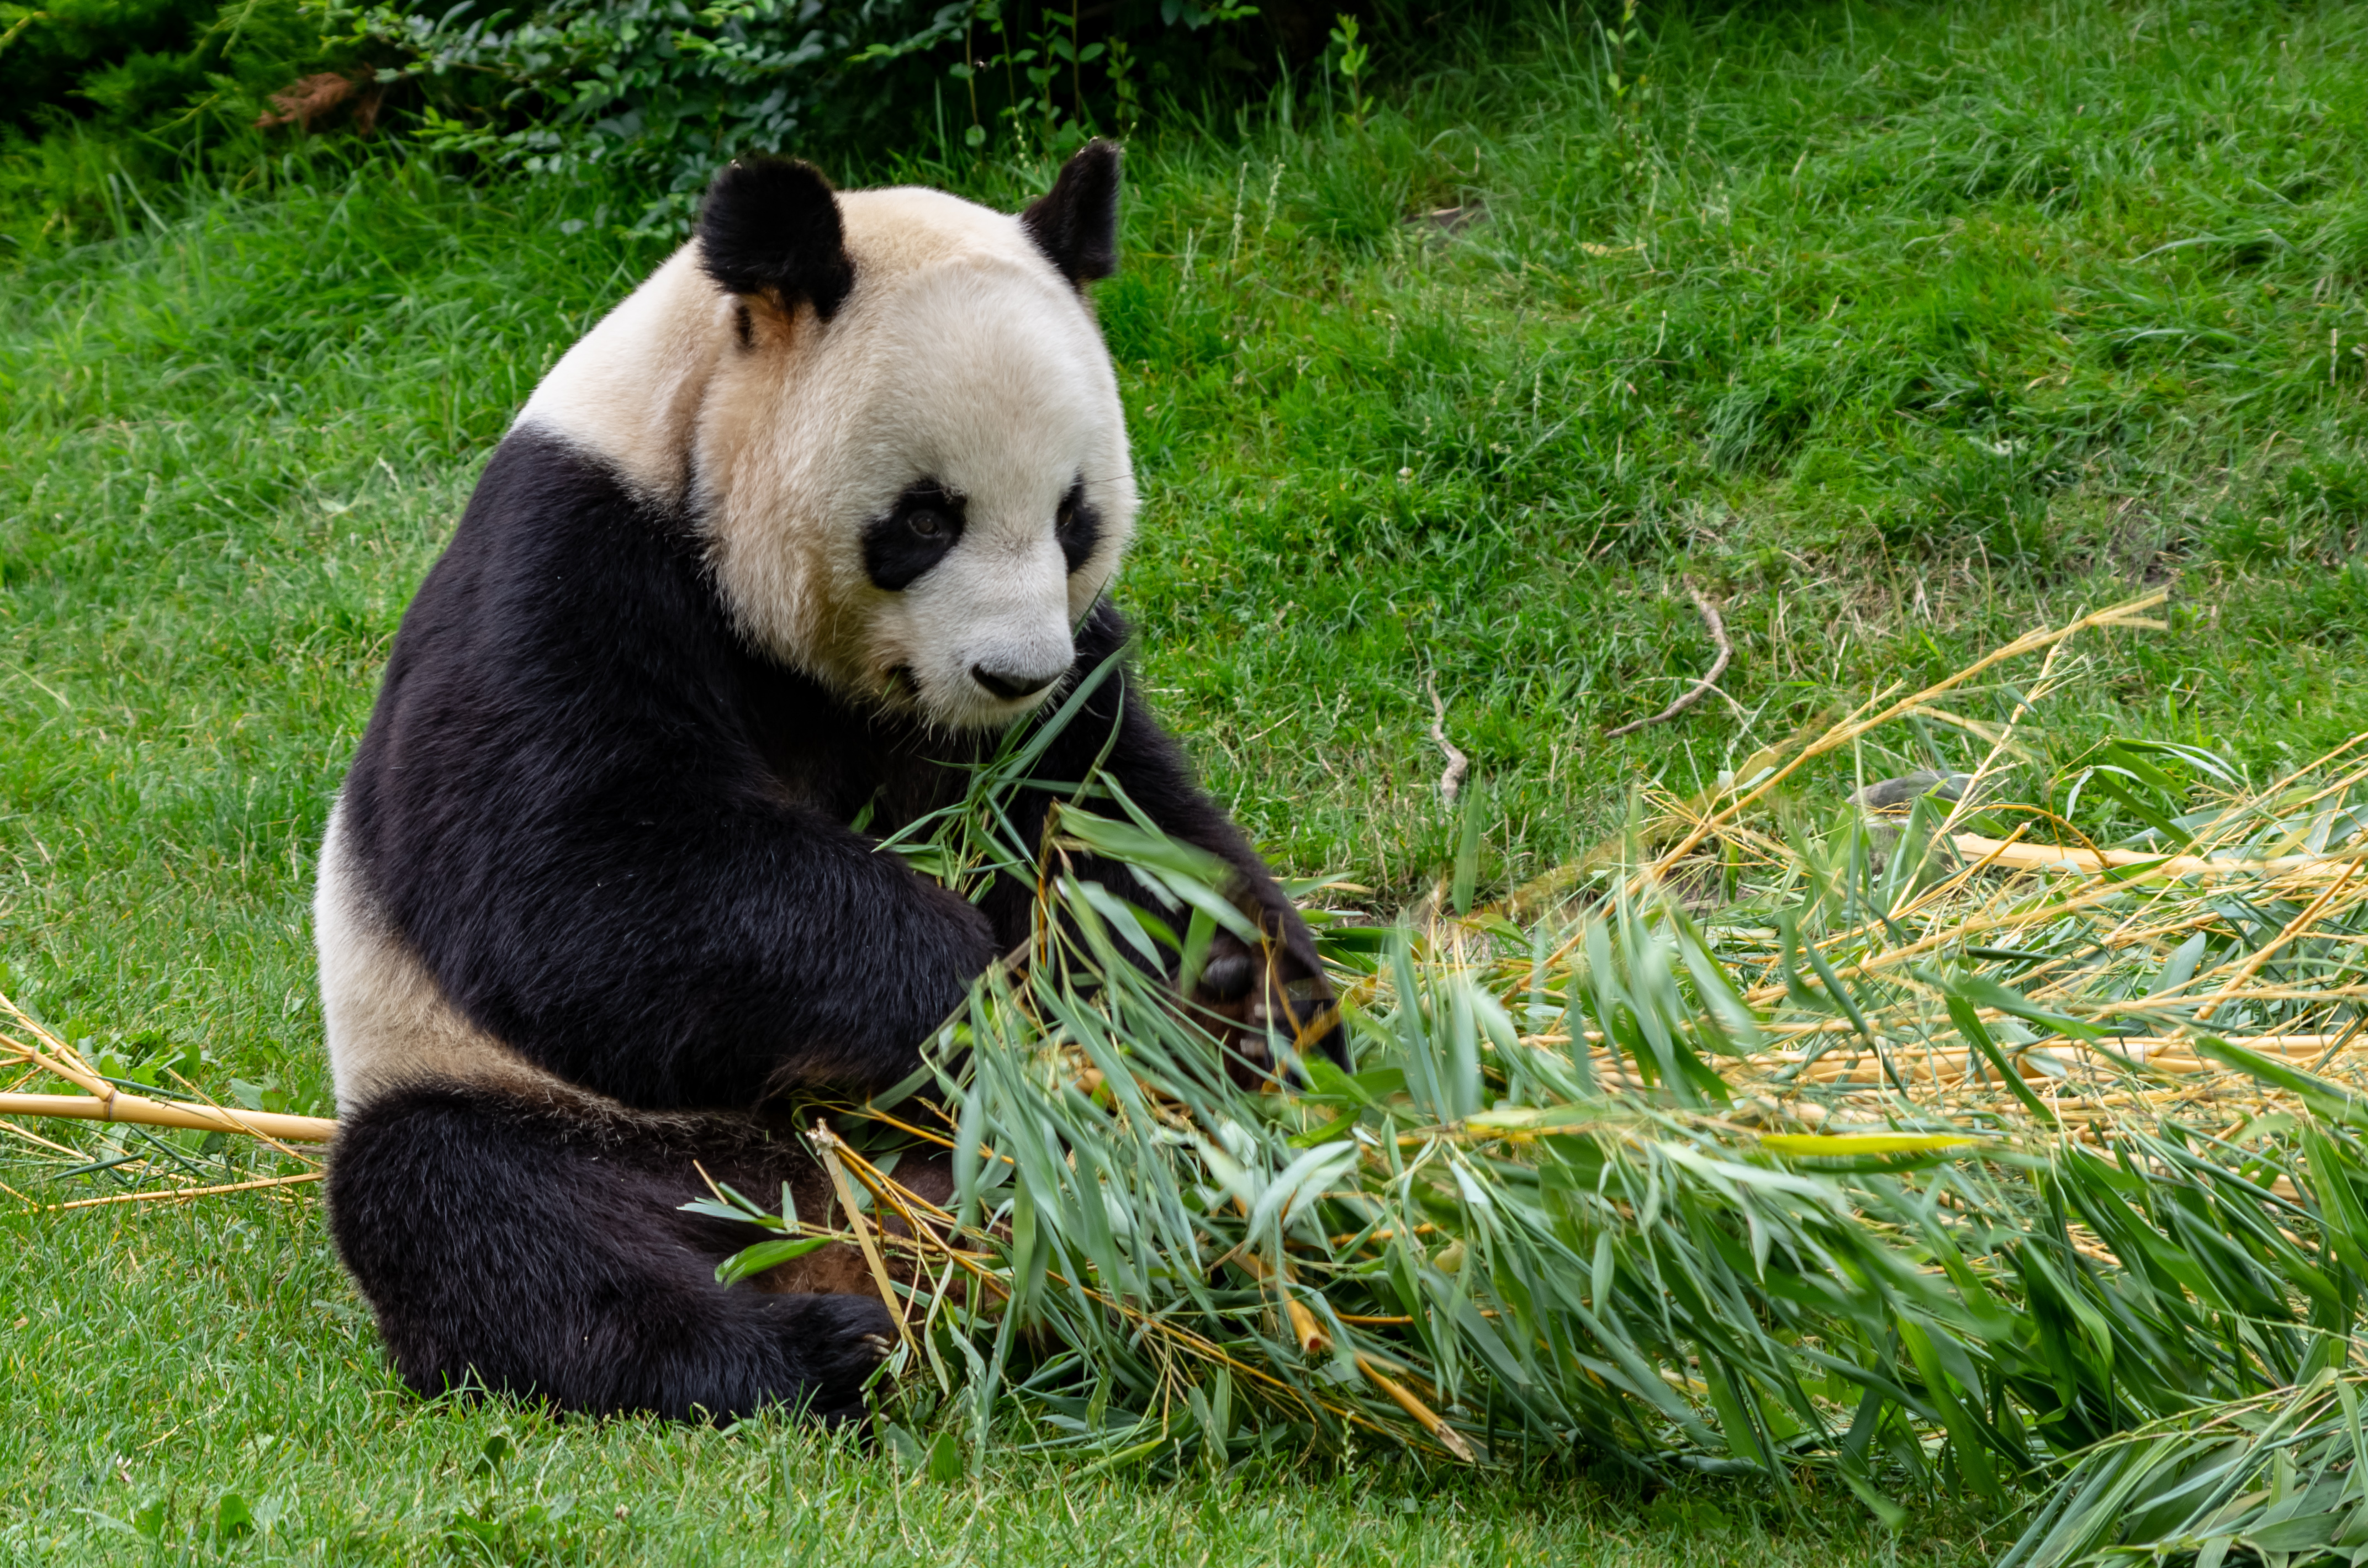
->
[1054,479,1100,575]
[863,483,966,592]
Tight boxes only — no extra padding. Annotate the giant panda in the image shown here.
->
[314,142,1343,1424]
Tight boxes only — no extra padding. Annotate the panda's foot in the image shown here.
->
[779,1292,900,1423]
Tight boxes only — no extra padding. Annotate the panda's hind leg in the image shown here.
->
[325,1082,894,1422]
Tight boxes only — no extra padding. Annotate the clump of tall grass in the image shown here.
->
[713,591,2368,1567]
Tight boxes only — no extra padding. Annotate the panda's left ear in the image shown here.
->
[1022,140,1121,287]
[697,157,855,320]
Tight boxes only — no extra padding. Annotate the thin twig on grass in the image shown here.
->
[1425,672,1467,804]
[47,1170,323,1211]
[1604,578,1733,738]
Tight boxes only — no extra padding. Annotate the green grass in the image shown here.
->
[6,1195,1996,1563]
[3,0,2366,1556]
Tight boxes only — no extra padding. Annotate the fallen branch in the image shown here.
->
[1426,672,1468,804]
[1605,578,1733,738]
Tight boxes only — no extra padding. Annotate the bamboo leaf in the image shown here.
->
[713,1235,831,1285]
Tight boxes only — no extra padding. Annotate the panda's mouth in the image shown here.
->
[882,664,922,703]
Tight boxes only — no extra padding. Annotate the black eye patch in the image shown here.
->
[1055,478,1101,575]
[862,483,966,591]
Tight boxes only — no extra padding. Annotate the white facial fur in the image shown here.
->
[516,186,1137,731]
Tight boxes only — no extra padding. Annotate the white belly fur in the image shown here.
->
[315,799,563,1114]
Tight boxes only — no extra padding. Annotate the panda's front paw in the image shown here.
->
[1190,930,1344,1086]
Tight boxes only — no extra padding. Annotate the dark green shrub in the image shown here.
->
[0,0,1471,245]
[315,0,1283,229]
[0,0,340,140]
[0,0,346,245]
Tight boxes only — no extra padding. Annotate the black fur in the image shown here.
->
[1021,140,1122,287]
[339,431,996,1106]
[1055,477,1100,575]
[329,428,1337,1419]
[327,1083,892,1421]
[860,482,965,592]
[697,158,855,320]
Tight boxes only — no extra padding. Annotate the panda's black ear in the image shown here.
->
[697,157,855,321]
[1021,140,1121,287]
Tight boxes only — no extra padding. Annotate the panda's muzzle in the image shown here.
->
[971,663,1065,701]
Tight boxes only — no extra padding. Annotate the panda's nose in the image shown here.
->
[972,663,1063,701]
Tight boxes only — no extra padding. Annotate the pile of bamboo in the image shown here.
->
[9,591,2368,1568]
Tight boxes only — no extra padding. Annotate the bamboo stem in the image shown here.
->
[0,989,115,1101]
[0,1092,335,1142]
[1356,1353,1476,1462]
[810,1120,916,1354]
[1949,833,2366,881]
[0,1115,87,1157]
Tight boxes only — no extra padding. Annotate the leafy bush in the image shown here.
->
[0,0,347,141]
[315,0,1280,227]
[0,0,1399,242]
[0,0,346,245]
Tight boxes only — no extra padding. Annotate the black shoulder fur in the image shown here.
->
[339,429,998,1106]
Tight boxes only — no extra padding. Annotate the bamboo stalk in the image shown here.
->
[1355,1353,1476,1462]
[0,1029,116,1103]
[0,1115,88,1158]
[810,1120,915,1354]
[0,1092,335,1142]
[1949,833,2366,881]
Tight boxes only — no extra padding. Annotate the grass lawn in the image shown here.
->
[3,0,2366,1557]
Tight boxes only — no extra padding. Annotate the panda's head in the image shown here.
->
[526,144,1138,732]
[697,147,1139,731]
